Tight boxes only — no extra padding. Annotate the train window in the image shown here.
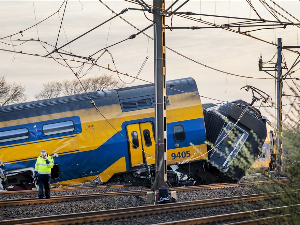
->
[0,128,29,143]
[43,121,75,136]
[131,131,139,149]
[173,125,185,142]
[143,129,152,147]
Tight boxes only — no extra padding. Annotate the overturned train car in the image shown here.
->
[199,101,267,183]
[0,78,266,189]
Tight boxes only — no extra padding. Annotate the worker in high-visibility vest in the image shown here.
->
[34,150,54,199]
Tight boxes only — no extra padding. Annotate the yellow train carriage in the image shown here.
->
[0,78,207,188]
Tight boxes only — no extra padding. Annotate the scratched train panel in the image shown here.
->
[0,77,267,189]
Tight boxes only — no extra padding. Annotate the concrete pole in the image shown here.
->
[153,0,168,191]
[277,38,283,172]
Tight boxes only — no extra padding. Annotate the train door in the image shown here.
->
[126,122,155,167]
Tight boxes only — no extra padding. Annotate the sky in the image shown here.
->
[0,0,300,124]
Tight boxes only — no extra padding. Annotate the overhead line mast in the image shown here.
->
[153,0,168,191]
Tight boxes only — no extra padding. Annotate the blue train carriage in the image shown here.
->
[0,77,207,189]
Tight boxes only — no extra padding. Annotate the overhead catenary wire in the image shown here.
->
[245,0,263,20]
[282,81,300,124]
[54,23,154,62]
[269,0,300,23]
[1,3,292,105]
[2,3,293,107]
[149,0,300,53]
[173,10,299,54]
[0,0,67,40]
[55,0,68,48]
[259,0,300,29]
[31,2,72,70]
[90,23,154,57]
[45,8,129,57]
[258,0,281,22]
[98,0,273,80]
[32,2,40,40]
[0,45,224,103]
[124,0,300,63]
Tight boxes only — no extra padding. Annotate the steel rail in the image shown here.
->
[155,205,300,225]
[225,214,290,225]
[0,180,286,196]
[0,184,127,195]
[0,190,148,207]
[3,181,292,207]
[0,183,249,206]
[0,193,274,225]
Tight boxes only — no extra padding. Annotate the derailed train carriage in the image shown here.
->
[0,78,267,190]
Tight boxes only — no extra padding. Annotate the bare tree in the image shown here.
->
[34,81,62,100]
[35,75,124,100]
[0,76,26,106]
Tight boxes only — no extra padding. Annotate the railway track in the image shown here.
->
[0,181,282,206]
[0,184,127,195]
[155,205,300,225]
[0,193,279,225]
[0,180,280,196]
[0,190,147,207]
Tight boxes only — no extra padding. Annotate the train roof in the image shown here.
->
[0,77,198,122]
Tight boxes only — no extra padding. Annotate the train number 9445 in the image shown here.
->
[171,151,191,160]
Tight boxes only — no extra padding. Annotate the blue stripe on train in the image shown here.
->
[4,118,206,183]
[0,116,82,147]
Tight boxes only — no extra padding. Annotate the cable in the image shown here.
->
[168,45,272,80]
[55,0,68,48]
[260,0,300,29]
[269,0,300,23]
[106,12,113,48]
[124,0,299,75]
[38,39,81,69]
[55,23,154,62]
[94,23,154,57]
[9,37,16,62]
[32,2,40,40]
[57,10,74,60]
[245,0,263,20]
[0,0,67,40]
[108,49,149,85]
[77,50,108,78]
[46,8,129,57]
[259,0,281,22]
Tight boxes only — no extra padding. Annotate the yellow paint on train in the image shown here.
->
[99,157,127,182]
[167,144,207,164]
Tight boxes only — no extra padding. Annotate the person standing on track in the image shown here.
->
[34,150,54,199]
